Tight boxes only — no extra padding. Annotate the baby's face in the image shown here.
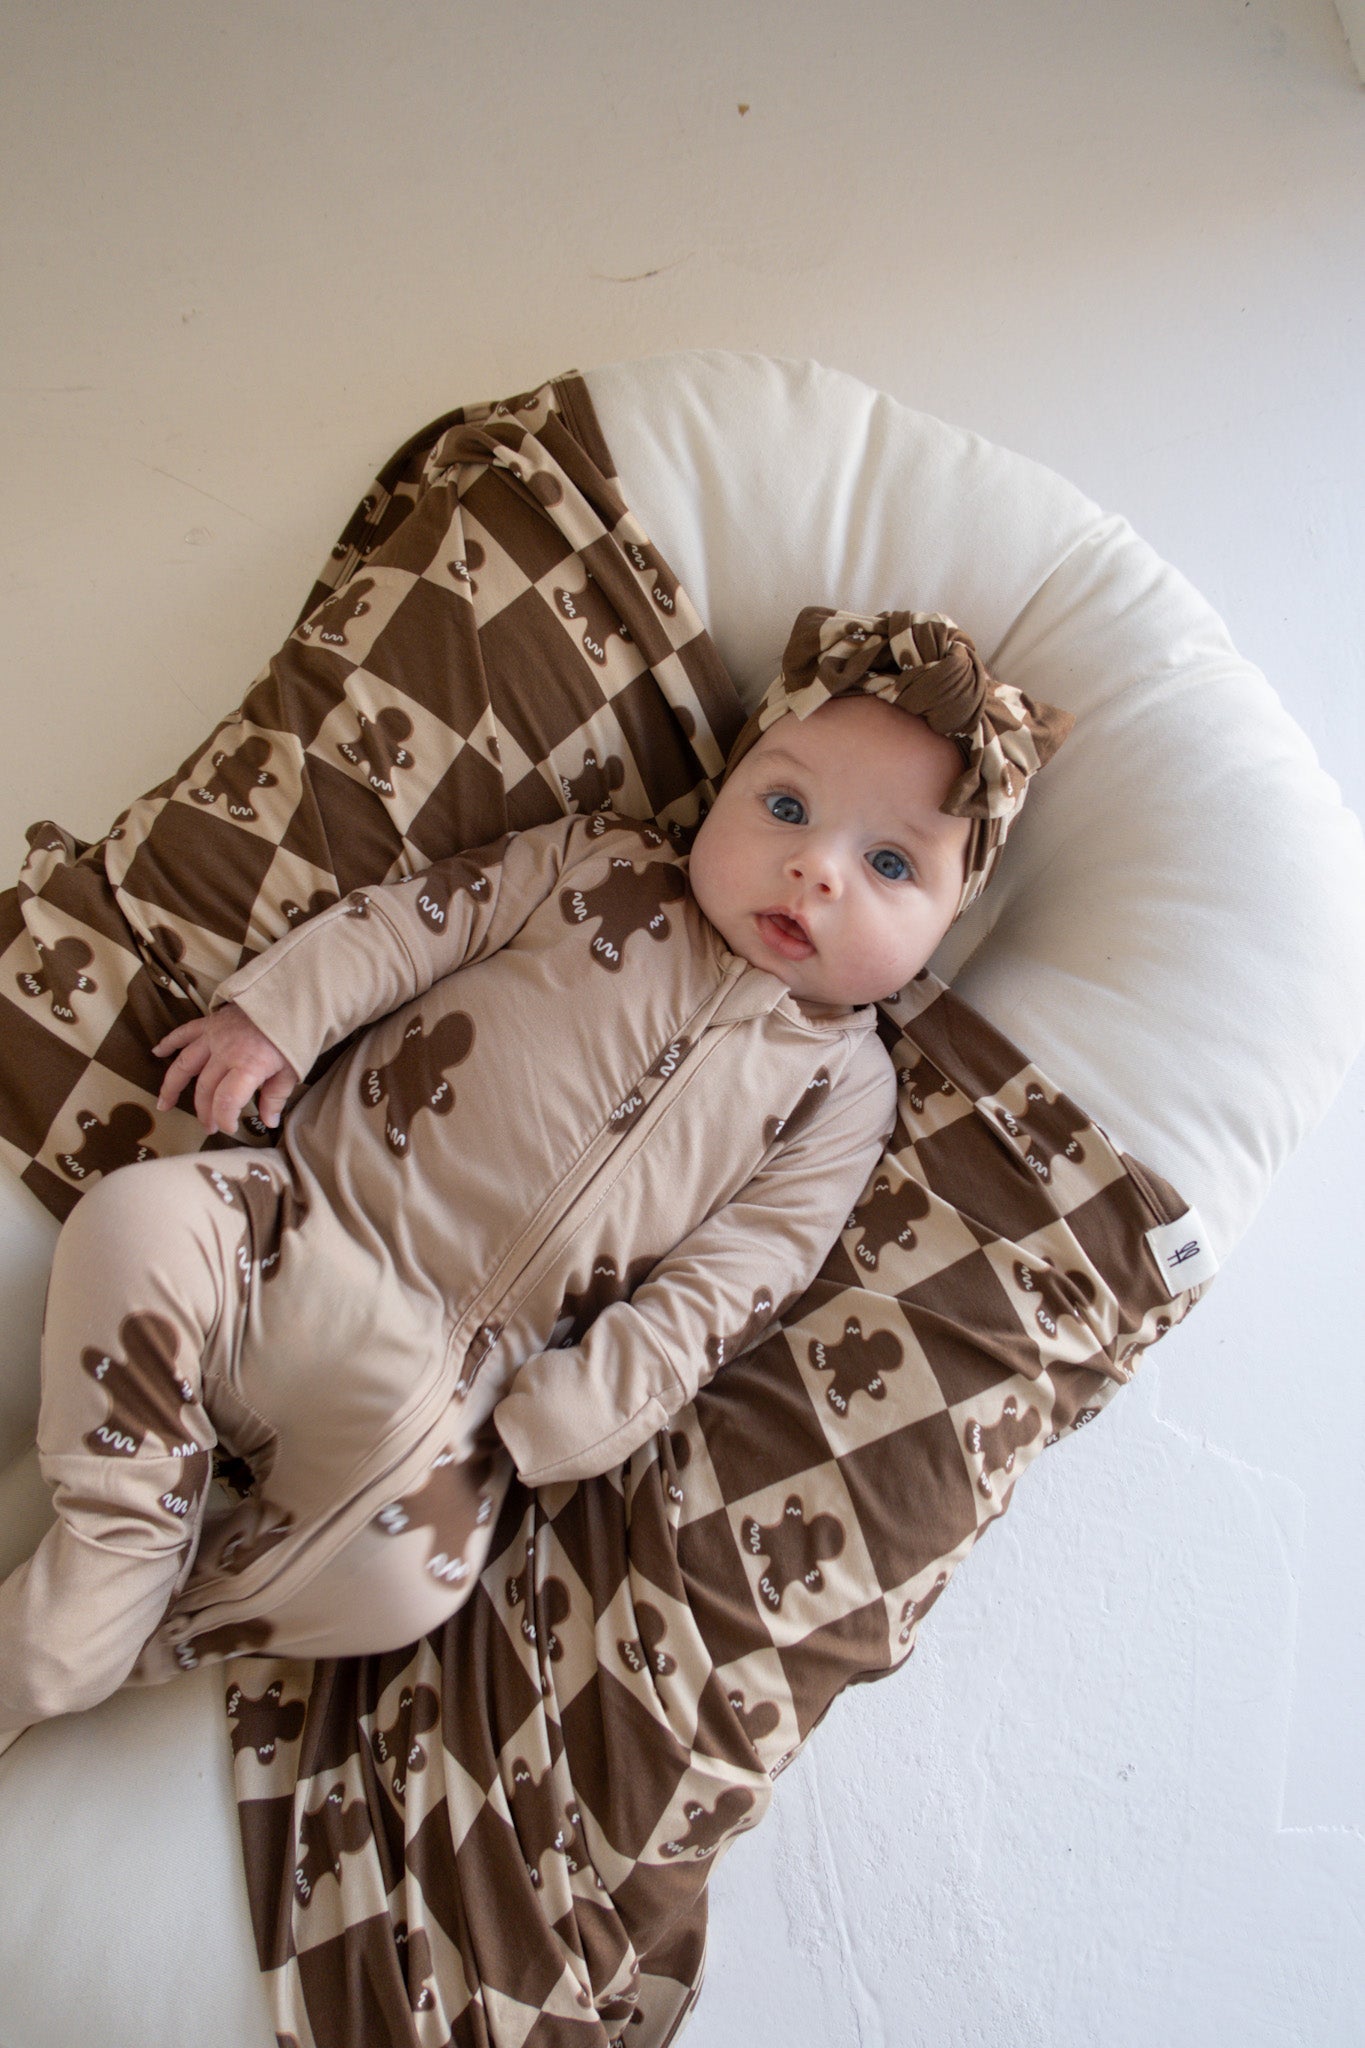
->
[689,696,971,1007]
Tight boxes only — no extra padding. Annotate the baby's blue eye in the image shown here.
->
[765,793,806,825]
[867,848,911,882]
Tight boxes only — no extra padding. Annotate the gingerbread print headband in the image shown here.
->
[725,606,1075,916]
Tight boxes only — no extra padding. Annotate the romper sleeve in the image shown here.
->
[209,814,603,1084]
[491,1031,898,1487]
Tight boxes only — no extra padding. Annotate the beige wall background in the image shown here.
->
[3,3,1363,2043]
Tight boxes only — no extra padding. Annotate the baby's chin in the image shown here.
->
[786,960,931,1008]
[756,960,896,1009]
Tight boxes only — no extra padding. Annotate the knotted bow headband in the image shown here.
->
[725,607,1075,917]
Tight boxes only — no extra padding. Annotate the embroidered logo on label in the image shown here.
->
[1144,1210,1219,1297]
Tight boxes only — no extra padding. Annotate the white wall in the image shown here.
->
[2,3,1362,2043]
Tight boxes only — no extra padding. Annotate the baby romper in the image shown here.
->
[0,815,894,1733]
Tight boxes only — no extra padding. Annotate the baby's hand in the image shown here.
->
[154,1008,299,1135]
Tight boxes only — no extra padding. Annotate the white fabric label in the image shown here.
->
[1144,1210,1219,1297]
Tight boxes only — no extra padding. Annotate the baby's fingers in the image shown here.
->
[206,1067,259,1137]
[153,1018,208,1057]
[157,1035,213,1112]
[256,1069,297,1130]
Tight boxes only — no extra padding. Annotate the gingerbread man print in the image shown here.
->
[338,707,415,796]
[742,1495,846,1611]
[370,1684,441,1802]
[963,1396,1043,1500]
[561,747,625,814]
[211,1500,295,1577]
[552,1253,659,1347]
[297,575,375,647]
[1045,1367,1110,1442]
[80,1310,202,1461]
[393,1921,436,2013]
[1012,1259,1098,1340]
[188,736,278,821]
[413,847,506,932]
[57,1103,157,1182]
[608,1032,694,1133]
[559,856,687,971]
[360,1009,475,1154]
[506,1755,588,1886]
[847,1173,931,1271]
[552,570,631,665]
[196,1161,309,1291]
[727,1688,781,1746]
[294,1784,373,1905]
[897,1052,955,1116]
[995,1082,1087,1182]
[281,890,339,929]
[506,1541,572,1673]
[763,1068,831,1149]
[807,1316,903,1415]
[372,1445,494,1586]
[898,1570,949,1648]
[23,818,79,864]
[660,1786,757,1859]
[623,538,679,614]
[226,1678,307,1764]
[618,1602,678,1682]
[586,815,664,852]
[16,935,97,1024]
[704,1286,778,1371]
[173,1616,274,1670]
[445,536,485,594]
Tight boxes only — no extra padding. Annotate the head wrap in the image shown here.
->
[725,607,1075,917]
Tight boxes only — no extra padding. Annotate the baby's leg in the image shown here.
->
[142,1423,514,1673]
[225,1434,512,1661]
[0,1155,251,1747]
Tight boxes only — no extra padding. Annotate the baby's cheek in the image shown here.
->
[690,821,752,943]
[877,907,940,986]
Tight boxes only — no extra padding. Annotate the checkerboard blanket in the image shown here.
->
[0,375,1203,2045]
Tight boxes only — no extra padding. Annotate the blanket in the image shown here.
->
[0,374,1204,2046]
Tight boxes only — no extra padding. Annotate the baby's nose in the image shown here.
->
[787,846,840,895]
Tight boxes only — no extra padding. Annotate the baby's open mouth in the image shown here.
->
[755,909,815,960]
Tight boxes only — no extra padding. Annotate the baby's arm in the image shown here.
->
[493,1035,898,1487]
[154,1008,298,1134]
[198,814,601,1098]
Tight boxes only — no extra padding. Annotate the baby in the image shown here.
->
[0,608,1070,1750]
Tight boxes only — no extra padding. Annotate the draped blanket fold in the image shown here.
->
[0,374,1203,2046]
